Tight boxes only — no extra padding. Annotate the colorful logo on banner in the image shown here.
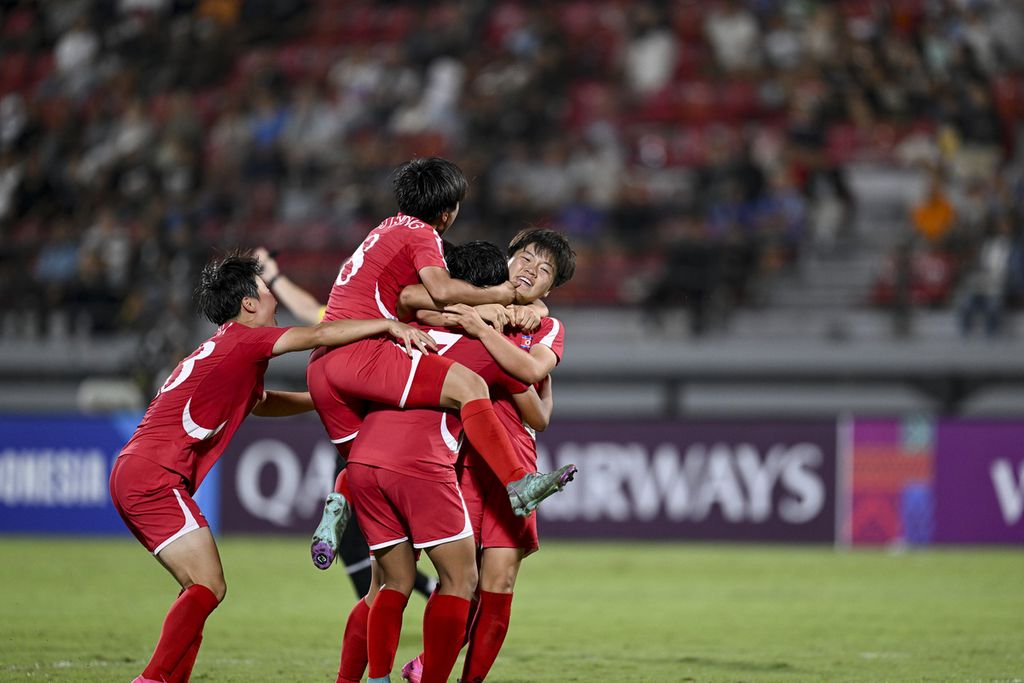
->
[849,417,934,545]
[534,420,837,542]
[933,421,1024,544]
[0,413,220,535]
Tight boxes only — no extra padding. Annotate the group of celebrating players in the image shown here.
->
[109,157,578,683]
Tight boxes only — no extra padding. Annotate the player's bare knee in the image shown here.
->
[203,577,227,602]
[436,564,477,599]
[480,563,516,594]
[441,364,489,409]
[461,565,480,597]
[381,578,414,597]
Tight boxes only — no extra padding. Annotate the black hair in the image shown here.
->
[194,253,262,325]
[445,241,508,287]
[392,157,468,223]
[508,228,576,288]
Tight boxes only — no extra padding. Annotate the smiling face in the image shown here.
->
[507,243,556,303]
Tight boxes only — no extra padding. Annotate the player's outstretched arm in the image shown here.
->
[443,304,557,385]
[272,320,437,357]
[254,247,324,325]
[251,390,315,417]
[511,377,553,431]
[418,266,517,308]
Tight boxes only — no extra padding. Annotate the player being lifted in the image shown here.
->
[110,254,436,683]
[306,157,575,569]
[254,246,439,602]
[401,228,576,683]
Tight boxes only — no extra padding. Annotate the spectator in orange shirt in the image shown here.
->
[912,173,956,246]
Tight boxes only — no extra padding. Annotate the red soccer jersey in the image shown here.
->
[466,316,566,469]
[322,213,447,322]
[508,316,564,364]
[347,327,528,482]
[119,322,288,492]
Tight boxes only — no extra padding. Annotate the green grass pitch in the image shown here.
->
[1,537,1021,682]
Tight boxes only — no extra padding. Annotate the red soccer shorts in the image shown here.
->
[459,462,539,556]
[109,455,209,554]
[307,338,455,445]
[346,463,472,551]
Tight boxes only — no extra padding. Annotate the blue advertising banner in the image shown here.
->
[0,414,221,535]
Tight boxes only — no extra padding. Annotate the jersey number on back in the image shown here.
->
[427,330,462,356]
[160,341,216,394]
[336,233,381,286]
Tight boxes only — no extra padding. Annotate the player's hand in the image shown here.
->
[254,247,280,282]
[386,321,438,357]
[495,280,517,305]
[475,304,510,332]
[506,305,541,332]
[443,303,491,337]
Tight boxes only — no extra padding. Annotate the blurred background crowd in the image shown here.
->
[2,0,1024,384]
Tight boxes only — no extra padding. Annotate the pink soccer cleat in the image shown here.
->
[400,654,424,683]
[132,677,163,683]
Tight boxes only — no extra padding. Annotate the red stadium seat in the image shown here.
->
[0,51,31,96]
[677,81,715,124]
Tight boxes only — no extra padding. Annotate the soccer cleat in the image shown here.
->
[400,654,424,683]
[368,677,392,683]
[310,492,351,570]
[131,677,162,683]
[507,464,577,517]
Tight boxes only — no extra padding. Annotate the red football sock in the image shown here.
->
[337,597,370,683]
[142,584,219,681]
[167,632,201,683]
[464,593,480,645]
[366,589,408,678]
[421,594,472,683]
[461,399,528,485]
[461,591,514,683]
[334,468,351,498]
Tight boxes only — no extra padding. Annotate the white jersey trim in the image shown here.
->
[375,282,398,320]
[330,431,360,445]
[368,535,410,551]
[412,485,473,549]
[398,350,423,408]
[153,489,202,555]
[539,318,561,348]
[440,413,460,453]
[182,398,227,441]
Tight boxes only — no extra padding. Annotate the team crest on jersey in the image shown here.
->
[519,335,533,350]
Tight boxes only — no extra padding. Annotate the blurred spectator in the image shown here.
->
[957,214,1017,338]
[0,0,1021,352]
[643,219,720,337]
[53,15,99,96]
[911,172,956,247]
[623,4,677,96]
[705,0,761,74]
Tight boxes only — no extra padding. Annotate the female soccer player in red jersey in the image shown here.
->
[110,253,435,683]
[306,158,575,549]
[401,228,577,683]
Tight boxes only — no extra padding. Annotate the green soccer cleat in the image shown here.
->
[310,492,351,570]
[507,464,577,517]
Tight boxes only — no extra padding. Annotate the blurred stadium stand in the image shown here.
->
[1,0,1023,417]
